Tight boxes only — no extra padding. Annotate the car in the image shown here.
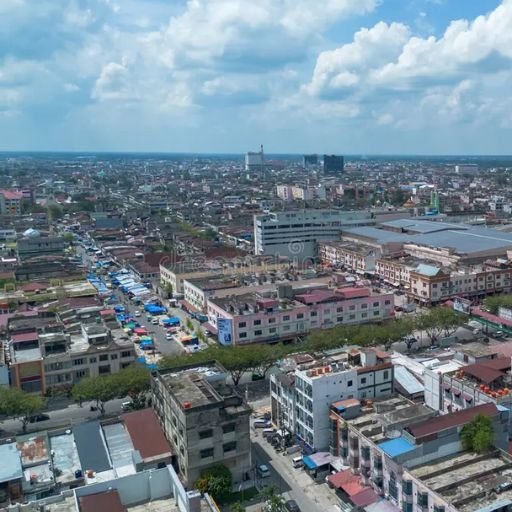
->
[121,401,133,411]
[495,330,505,338]
[257,464,270,478]
[151,318,159,325]
[165,333,173,340]
[284,500,301,512]
[29,414,50,423]
[134,310,141,317]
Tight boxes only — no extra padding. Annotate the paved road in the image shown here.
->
[0,397,128,437]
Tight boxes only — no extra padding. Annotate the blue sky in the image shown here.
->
[1,0,511,154]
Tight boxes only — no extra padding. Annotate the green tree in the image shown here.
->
[0,387,46,432]
[195,464,233,501]
[63,232,74,242]
[483,295,512,315]
[460,414,494,454]
[72,374,119,415]
[259,486,285,512]
[47,203,63,221]
[417,307,464,344]
[231,502,245,512]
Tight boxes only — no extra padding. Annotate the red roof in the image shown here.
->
[100,309,115,316]
[20,282,50,292]
[11,331,38,343]
[462,357,511,384]
[295,290,339,305]
[471,307,512,328]
[407,403,499,440]
[0,190,23,200]
[351,487,379,507]
[79,490,125,512]
[336,287,371,299]
[122,408,173,460]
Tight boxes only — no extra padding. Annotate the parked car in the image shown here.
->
[165,333,173,340]
[134,310,141,317]
[285,500,301,512]
[29,414,50,423]
[257,464,270,478]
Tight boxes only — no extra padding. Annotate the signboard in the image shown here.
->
[217,318,233,345]
[453,297,471,315]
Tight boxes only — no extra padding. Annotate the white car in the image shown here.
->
[165,333,173,340]
[134,310,141,317]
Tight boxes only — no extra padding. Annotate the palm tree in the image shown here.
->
[260,486,285,511]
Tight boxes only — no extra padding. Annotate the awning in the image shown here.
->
[453,389,461,397]
[443,383,451,391]
[179,300,200,314]
[463,393,473,402]
[350,487,379,507]
[303,456,317,470]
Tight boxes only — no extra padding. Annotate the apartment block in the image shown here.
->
[319,241,378,273]
[8,308,135,394]
[152,362,251,486]
[270,348,394,451]
[206,286,394,346]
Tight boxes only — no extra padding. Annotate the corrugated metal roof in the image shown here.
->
[73,421,112,473]
[394,365,424,395]
[0,443,23,484]
[379,436,416,458]
[415,264,442,277]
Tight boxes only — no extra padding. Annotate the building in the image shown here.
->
[253,209,374,259]
[245,145,265,172]
[323,155,344,175]
[8,307,135,394]
[17,233,65,261]
[276,185,294,201]
[152,362,251,486]
[206,286,394,346]
[0,190,24,215]
[327,396,509,512]
[271,349,394,452]
[303,154,318,166]
[277,184,326,202]
[319,241,378,273]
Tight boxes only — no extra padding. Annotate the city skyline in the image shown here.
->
[1,0,511,154]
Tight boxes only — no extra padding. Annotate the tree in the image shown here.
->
[231,503,245,512]
[259,486,285,512]
[460,414,494,454]
[63,232,74,242]
[47,204,63,221]
[195,464,233,501]
[72,374,119,415]
[417,307,464,344]
[0,387,46,432]
[483,295,512,315]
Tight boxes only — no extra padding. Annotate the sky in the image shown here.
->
[1,0,512,154]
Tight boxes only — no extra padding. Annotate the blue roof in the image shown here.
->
[73,421,112,473]
[379,436,415,458]
[302,455,317,470]
[415,263,441,277]
[0,443,23,484]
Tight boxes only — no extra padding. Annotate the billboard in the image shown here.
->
[217,318,233,345]
[453,297,471,315]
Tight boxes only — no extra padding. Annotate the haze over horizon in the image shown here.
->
[2,0,512,154]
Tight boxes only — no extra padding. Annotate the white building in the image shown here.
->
[245,145,265,171]
[253,209,374,259]
[270,349,394,451]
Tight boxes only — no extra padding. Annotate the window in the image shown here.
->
[361,312,367,318]
[73,358,85,366]
[99,365,110,375]
[121,350,132,358]
[347,380,353,387]
[223,441,237,453]
[283,315,290,321]
[200,448,214,459]
[337,316,343,322]
[75,370,88,379]
[349,305,355,311]
[383,370,389,380]
[269,317,276,323]
[373,301,379,307]
[361,377,367,384]
[337,307,343,313]
[199,429,213,439]
[297,313,304,319]
[89,357,97,363]
[239,332,247,338]
[223,423,236,434]
[99,354,109,361]
[269,327,277,333]
[385,300,391,305]
[349,314,355,320]
[238,321,246,328]
[254,319,261,326]
[361,303,367,309]
[111,354,118,360]
[255,330,262,336]
[310,311,317,317]
[283,325,290,331]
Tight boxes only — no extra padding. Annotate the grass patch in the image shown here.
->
[220,487,259,504]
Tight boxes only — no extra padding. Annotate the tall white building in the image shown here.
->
[270,349,394,451]
[245,145,265,171]
[253,209,374,259]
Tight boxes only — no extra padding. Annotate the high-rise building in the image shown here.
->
[245,145,265,171]
[303,154,318,166]
[253,209,374,259]
[323,154,344,175]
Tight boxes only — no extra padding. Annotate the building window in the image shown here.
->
[111,354,118,360]
[255,330,262,336]
[383,370,389,380]
[89,357,97,363]
[73,358,85,366]
[121,350,132,358]
[199,429,213,439]
[239,332,247,338]
[254,319,261,326]
[75,370,88,379]
[310,311,317,317]
[361,304,367,309]
[297,313,304,319]
[200,448,214,459]
[361,377,367,384]
[99,365,111,375]
[347,380,353,387]
[269,317,276,324]
[337,316,343,322]
[223,423,236,434]
[361,312,367,318]
[385,300,391,305]
[269,327,277,333]
[337,307,343,312]
[349,305,355,311]
[283,315,290,321]
[223,441,237,453]
[238,322,246,328]
[373,301,379,307]
[99,354,109,361]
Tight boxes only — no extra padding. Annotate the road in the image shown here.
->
[0,397,128,437]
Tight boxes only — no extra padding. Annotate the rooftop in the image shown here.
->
[0,442,23,484]
[17,433,49,467]
[73,421,112,474]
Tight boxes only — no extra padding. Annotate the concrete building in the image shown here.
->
[8,307,135,394]
[323,155,344,175]
[328,396,509,512]
[17,234,65,261]
[245,145,265,172]
[254,209,374,259]
[303,154,318,166]
[206,286,394,346]
[152,362,251,486]
[319,241,378,273]
[270,348,394,451]
[0,190,24,215]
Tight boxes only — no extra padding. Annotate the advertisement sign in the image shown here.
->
[453,297,471,315]
[217,318,233,345]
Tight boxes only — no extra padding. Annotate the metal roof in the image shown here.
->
[394,365,424,395]
[0,443,23,484]
[379,437,416,458]
[73,421,112,473]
